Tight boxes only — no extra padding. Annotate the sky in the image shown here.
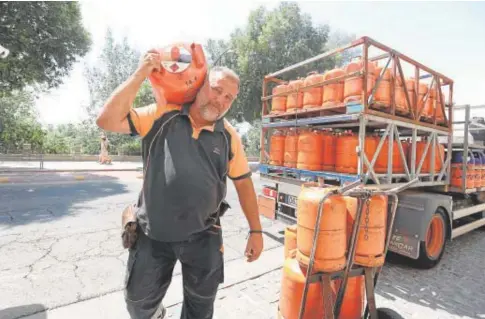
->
[34,0,485,125]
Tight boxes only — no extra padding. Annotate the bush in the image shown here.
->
[244,120,261,158]
[118,139,142,155]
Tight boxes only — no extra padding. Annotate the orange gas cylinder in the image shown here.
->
[297,129,324,171]
[322,69,345,106]
[284,128,299,168]
[287,79,305,112]
[344,194,389,267]
[322,130,336,171]
[279,257,334,319]
[303,72,324,109]
[411,140,445,174]
[284,225,298,259]
[270,130,286,166]
[148,42,207,105]
[334,276,365,319]
[343,59,377,104]
[417,83,431,120]
[375,138,406,173]
[373,67,392,108]
[472,152,483,187]
[271,84,289,114]
[435,92,447,124]
[394,78,415,115]
[423,87,437,121]
[335,133,378,174]
[476,152,485,187]
[296,184,347,272]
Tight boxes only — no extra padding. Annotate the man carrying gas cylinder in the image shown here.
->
[96,43,264,319]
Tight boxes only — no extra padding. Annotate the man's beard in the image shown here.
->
[200,102,222,122]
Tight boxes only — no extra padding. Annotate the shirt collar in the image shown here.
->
[181,103,225,132]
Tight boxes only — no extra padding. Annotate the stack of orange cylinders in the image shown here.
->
[375,138,406,173]
[269,129,286,166]
[322,69,345,107]
[303,72,324,109]
[335,133,378,174]
[394,78,415,115]
[271,84,288,114]
[284,225,298,259]
[343,59,377,104]
[296,184,347,272]
[297,129,324,171]
[287,79,304,112]
[374,66,392,108]
[284,128,299,168]
[279,256,334,319]
[322,130,336,171]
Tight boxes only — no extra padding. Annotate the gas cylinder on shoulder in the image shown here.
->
[148,42,208,105]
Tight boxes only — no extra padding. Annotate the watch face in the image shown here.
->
[161,45,192,74]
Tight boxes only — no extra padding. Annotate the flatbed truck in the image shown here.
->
[256,36,485,269]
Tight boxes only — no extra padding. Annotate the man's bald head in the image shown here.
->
[209,66,240,92]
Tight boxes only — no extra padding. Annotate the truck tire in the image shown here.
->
[416,207,448,269]
[375,307,405,319]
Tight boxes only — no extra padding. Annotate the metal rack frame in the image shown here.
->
[259,36,454,189]
[261,36,453,128]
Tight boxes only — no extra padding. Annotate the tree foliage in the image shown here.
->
[0,1,92,93]
[0,90,46,152]
[206,2,337,122]
[79,29,154,155]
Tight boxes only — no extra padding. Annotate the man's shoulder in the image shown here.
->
[136,103,182,119]
[222,119,239,138]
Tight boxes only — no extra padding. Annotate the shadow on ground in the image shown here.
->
[378,228,485,318]
[0,172,133,228]
[0,304,47,319]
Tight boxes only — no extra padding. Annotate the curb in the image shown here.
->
[0,168,142,174]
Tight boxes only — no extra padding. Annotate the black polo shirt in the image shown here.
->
[127,103,251,242]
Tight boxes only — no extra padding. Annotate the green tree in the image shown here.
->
[0,90,46,152]
[0,1,92,94]
[81,29,153,155]
[206,2,336,122]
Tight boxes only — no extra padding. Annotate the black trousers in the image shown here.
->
[124,225,224,319]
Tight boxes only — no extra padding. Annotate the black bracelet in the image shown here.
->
[249,230,263,234]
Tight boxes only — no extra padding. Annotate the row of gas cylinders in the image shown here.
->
[269,128,445,174]
[451,151,485,189]
[271,58,447,124]
[279,184,388,319]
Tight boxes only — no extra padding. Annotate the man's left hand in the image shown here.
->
[244,232,264,262]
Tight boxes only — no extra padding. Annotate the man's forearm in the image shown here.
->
[96,70,146,129]
[234,178,263,231]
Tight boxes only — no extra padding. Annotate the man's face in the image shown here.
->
[197,71,239,122]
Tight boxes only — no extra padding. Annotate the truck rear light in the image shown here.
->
[262,186,277,198]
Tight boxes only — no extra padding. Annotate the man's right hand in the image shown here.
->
[136,50,162,78]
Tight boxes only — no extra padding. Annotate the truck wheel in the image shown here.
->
[416,208,447,269]
[376,307,405,319]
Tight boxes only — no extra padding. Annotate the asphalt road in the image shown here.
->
[0,172,484,319]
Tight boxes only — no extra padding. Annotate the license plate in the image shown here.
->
[388,233,420,259]
[279,193,298,208]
